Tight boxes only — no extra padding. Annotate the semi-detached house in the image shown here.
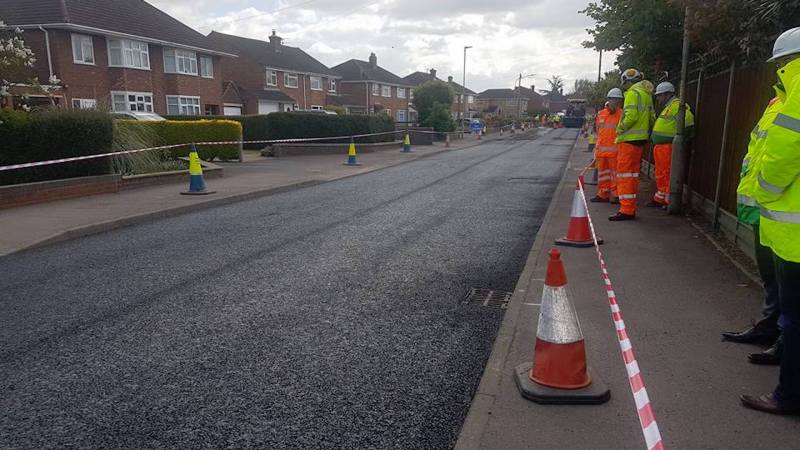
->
[206,30,341,115]
[331,53,411,122]
[0,0,234,115]
[402,68,478,121]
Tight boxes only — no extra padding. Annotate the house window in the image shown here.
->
[310,105,323,111]
[266,70,277,86]
[108,39,150,69]
[284,73,298,88]
[71,34,94,65]
[166,95,201,115]
[372,83,380,96]
[396,110,407,122]
[71,98,97,109]
[329,79,336,93]
[163,49,197,75]
[310,76,322,90]
[397,87,406,99]
[468,95,474,104]
[381,85,391,97]
[199,56,213,78]
[111,91,153,112]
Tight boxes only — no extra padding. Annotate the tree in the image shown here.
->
[411,80,454,124]
[545,75,565,94]
[422,102,454,132]
[587,70,622,109]
[0,22,60,109]
[571,78,595,99]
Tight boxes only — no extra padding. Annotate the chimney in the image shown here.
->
[429,68,437,79]
[269,30,282,51]
[448,75,453,83]
[369,52,377,68]
[531,84,535,92]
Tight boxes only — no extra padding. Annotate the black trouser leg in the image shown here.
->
[753,224,781,331]
[773,253,800,407]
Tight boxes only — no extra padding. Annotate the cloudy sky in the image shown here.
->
[149,0,617,93]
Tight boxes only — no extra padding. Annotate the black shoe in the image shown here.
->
[721,325,779,345]
[590,196,609,203]
[741,393,800,415]
[749,337,783,365]
[608,212,635,221]
[645,201,664,208]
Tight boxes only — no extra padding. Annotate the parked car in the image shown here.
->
[110,111,167,121]
[292,109,338,115]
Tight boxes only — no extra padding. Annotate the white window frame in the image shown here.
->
[163,48,198,75]
[284,73,298,88]
[329,79,336,93]
[166,95,201,115]
[310,76,322,91]
[372,83,380,96]
[199,56,214,78]
[72,98,97,109]
[468,95,474,104]
[71,33,95,65]
[381,85,391,97]
[397,87,406,99]
[107,38,150,70]
[396,110,407,122]
[310,105,323,111]
[266,70,278,86]
[111,91,154,112]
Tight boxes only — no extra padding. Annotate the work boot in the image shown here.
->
[608,212,635,221]
[749,336,783,365]
[590,196,609,203]
[740,393,800,416]
[721,324,779,345]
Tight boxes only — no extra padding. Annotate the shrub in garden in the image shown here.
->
[264,113,395,143]
[114,120,242,161]
[164,115,268,149]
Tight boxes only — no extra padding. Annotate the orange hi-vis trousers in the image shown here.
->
[616,143,643,215]
[652,143,672,205]
[595,155,617,199]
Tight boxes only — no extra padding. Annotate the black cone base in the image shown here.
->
[514,362,610,405]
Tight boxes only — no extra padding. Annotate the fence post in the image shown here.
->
[685,65,704,205]
[712,60,736,229]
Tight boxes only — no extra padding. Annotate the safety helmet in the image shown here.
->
[655,81,676,95]
[768,27,800,62]
[620,68,643,84]
[607,88,624,99]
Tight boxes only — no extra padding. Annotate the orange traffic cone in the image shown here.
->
[555,183,604,248]
[514,249,610,404]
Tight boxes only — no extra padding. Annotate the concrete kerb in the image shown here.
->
[453,131,579,450]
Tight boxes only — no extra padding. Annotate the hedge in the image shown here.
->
[115,120,242,161]
[164,115,267,149]
[0,109,114,185]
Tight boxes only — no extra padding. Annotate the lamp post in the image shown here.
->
[515,73,535,119]
[461,45,472,135]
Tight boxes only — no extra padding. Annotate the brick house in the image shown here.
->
[402,68,478,122]
[541,89,570,114]
[476,88,529,118]
[514,85,544,115]
[331,53,411,122]
[206,30,341,115]
[0,0,234,115]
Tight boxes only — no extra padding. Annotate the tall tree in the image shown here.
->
[571,78,595,99]
[411,80,454,124]
[546,75,565,94]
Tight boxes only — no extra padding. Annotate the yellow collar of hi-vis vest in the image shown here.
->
[777,57,800,98]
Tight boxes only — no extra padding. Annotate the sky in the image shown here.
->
[149,0,618,93]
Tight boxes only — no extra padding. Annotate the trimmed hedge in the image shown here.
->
[164,115,267,149]
[0,109,114,185]
[115,120,242,161]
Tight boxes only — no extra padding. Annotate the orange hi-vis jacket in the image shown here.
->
[595,107,622,157]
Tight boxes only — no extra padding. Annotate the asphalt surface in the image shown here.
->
[0,128,574,449]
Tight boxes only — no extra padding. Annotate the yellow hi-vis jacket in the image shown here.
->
[651,97,695,145]
[755,57,800,262]
[736,95,783,225]
[616,80,655,143]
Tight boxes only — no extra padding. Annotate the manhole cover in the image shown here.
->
[462,288,512,309]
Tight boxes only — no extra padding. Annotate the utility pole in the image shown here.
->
[597,50,603,82]
[516,73,523,119]
[668,6,690,214]
[461,46,472,136]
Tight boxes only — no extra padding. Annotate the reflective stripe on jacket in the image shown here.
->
[736,96,782,225]
[651,97,695,145]
[755,58,800,262]
[595,107,622,157]
[616,80,655,143]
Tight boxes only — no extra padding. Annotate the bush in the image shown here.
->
[422,103,455,132]
[164,115,268,149]
[0,109,114,185]
[114,120,242,161]
[265,113,395,143]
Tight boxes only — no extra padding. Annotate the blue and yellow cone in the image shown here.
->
[343,139,361,166]
[401,133,413,153]
[181,145,215,195]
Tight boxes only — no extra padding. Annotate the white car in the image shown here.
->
[110,111,167,121]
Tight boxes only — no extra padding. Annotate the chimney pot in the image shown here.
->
[429,68,437,79]
[369,52,377,68]
[448,75,453,83]
[269,30,282,51]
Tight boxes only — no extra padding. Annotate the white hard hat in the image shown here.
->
[655,82,676,95]
[768,27,800,62]
[620,68,643,84]
[607,88,624,99]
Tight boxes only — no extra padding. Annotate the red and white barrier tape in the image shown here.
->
[576,175,664,450]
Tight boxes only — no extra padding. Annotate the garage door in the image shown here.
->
[258,101,280,114]
[223,106,242,116]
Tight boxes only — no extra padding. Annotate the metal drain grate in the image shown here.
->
[462,288,512,309]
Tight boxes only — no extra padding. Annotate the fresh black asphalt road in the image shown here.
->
[1,128,575,449]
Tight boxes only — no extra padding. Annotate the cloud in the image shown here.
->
[147,0,616,92]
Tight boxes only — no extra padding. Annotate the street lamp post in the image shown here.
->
[461,45,472,136]
[515,73,535,119]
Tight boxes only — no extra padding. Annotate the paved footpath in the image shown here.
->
[455,135,800,449]
[0,133,497,256]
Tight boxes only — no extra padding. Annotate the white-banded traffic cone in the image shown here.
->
[514,249,610,404]
[555,182,604,248]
